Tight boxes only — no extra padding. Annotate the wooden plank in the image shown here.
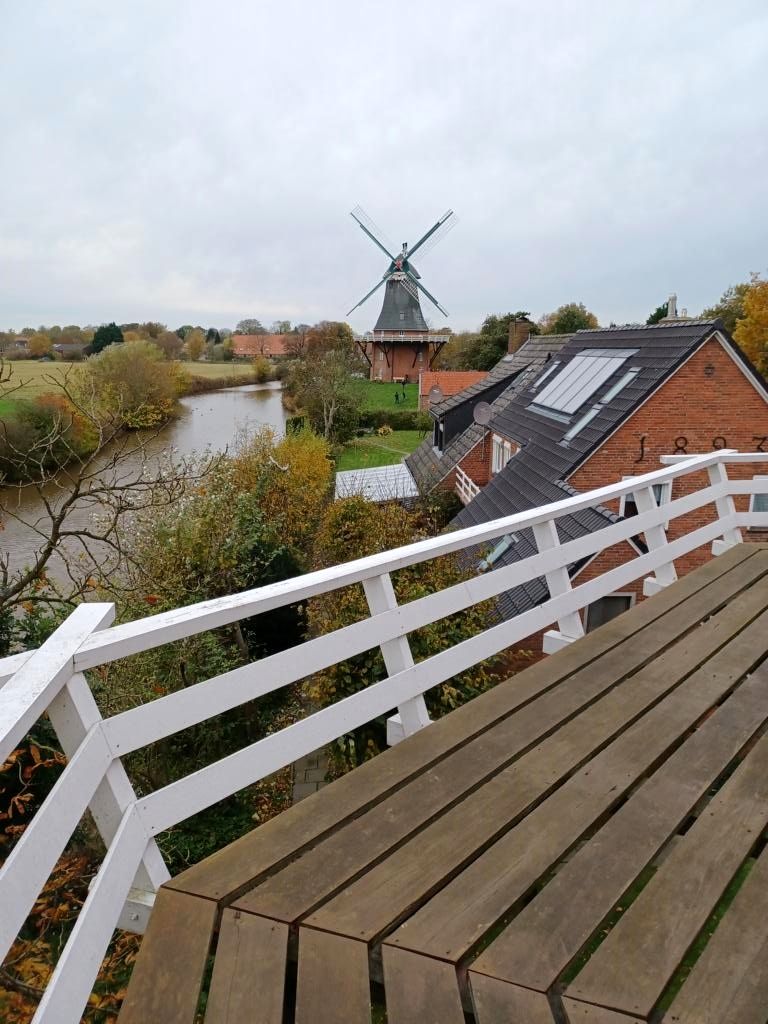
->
[469,974,554,1024]
[233,556,768,926]
[166,544,763,903]
[382,946,465,1024]
[305,593,768,946]
[661,845,768,1024]
[204,910,287,1024]
[471,666,768,992]
[118,888,217,1024]
[565,730,768,1019]
[294,928,370,1024]
[561,997,644,1023]
[384,608,768,962]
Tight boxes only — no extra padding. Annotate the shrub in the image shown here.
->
[252,355,272,383]
[359,409,432,431]
[77,339,184,428]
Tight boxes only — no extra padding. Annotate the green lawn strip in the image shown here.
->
[335,431,424,471]
[653,855,757,1016]
[349,380,418,411]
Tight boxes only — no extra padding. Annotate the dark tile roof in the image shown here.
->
[452,318,749,619]
[405,334,569,493]
[431,334,570,416]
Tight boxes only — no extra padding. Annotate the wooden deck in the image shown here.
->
[119,543,768,1024]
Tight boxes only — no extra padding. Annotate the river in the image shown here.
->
[1,382,288,580]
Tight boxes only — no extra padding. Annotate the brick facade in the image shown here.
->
[488,335,768,654]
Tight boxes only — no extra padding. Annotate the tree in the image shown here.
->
[184,328,205,361]
[703,282,751,333]
[76,338,184,428]
[90,322,124,354]
[306,321,358,360]
[540,302,598,334]
[153,330,183,360]
[733,273,768,376]
[270,320,291,335]
[175,324,194,339]
[0,359,209,635]
[28,332,53,358]
[437,312,536,371]
[286,325,311,359]
[288,349,361,441]
[206,327,221,345]
[235,318,266,335]
[646,303,668,325]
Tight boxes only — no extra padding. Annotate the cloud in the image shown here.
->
[1,0,766,332]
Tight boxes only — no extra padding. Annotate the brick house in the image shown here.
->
[412,317,768,642]
[231,333,291,358]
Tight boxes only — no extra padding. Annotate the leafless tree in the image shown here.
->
[0,360,219,620]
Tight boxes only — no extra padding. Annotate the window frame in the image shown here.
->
[583,592,635,633]
[748,475,768,529]
[619,476,672,529]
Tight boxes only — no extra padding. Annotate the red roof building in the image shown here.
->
[418,370,488,410]
[231,334,291,358]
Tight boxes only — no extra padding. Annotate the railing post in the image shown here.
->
[635,485,679,597]
[47,673,170,933]
[707,459,743,555]
[533,520,586,655]
[362,573,430,745]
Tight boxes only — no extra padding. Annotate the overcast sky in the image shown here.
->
[1,1,766,334]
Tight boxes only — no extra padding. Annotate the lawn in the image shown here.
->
[335,430,424,471]
[0,359,256,399]
[349,379,418,411]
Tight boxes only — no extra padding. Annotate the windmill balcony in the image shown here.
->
[365,331,452,344]
[1,450,768,1023]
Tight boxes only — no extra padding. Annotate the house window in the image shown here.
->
[749,477,768,528]
[378,350,384,362]
[620,478,672,521]
[399,312,406,321]
[584,593,634,632]
[531,349,638,415]
[491,434,514,474]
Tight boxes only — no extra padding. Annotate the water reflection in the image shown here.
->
[1,383,287,578]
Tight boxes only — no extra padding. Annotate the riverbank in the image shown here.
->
[0,382,288,579]
[0,358,268,399]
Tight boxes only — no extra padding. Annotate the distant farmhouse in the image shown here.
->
[231,333,291,359]
[407,303,768,647]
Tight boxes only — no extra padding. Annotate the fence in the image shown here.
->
[456,464,481,505]
[0,450,767,1023]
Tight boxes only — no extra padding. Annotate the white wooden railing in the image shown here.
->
[1,450,767,1023]
[456,465,481,505]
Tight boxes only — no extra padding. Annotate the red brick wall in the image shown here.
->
[568,337,768,591]
[458,436,493,487]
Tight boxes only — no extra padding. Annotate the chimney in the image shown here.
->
[508,316,532,354]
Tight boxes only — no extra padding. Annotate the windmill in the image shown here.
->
[347,206,455,382]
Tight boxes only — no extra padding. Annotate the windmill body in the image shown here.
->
[347,207,454,382]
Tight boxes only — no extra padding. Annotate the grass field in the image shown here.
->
[349,379,418,411]
[0,359,256,399]
[335,430,424,471]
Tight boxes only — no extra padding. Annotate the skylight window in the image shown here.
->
[477,533,519,571]
[531,360,561,389]
[532,349,637,414]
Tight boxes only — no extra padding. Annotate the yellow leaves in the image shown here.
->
[733,273,768,376]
